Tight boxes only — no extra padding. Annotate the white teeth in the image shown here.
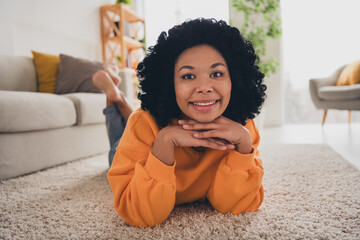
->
[192,100,217,106]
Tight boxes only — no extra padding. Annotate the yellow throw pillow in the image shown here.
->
[336,60,360,86]
[31,50,60,93]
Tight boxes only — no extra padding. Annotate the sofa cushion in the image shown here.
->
[318,84,360,101]
[0,91,76,133]
[336,60,360,86]
[55,54,103,94]
[63,93,106,126]
[31,50,60,93]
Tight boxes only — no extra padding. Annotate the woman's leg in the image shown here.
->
[93,68,133,166]
[103,105,127,166]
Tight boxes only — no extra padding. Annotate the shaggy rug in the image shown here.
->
[0,144,359,240]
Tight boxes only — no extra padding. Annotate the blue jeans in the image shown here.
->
[103,105,127,167]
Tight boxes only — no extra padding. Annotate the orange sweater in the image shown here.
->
[107,109,264,227]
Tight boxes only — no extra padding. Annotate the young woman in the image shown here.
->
[98,18,266,227]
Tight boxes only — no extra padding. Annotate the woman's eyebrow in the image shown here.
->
[178,65,194,72]
[211,62,226,68]
[177,62,225,72]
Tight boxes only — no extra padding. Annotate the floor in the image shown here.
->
[260,123,360,170]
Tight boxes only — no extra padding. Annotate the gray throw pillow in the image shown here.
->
[55,54,103,94]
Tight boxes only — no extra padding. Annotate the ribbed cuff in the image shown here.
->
[145,152,176,184]
[226,147,256,171]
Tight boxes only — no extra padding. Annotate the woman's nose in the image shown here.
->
[196,76,213,93]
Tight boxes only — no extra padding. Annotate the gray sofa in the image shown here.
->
[0,55,133,180]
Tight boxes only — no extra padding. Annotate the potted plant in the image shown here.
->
[231,0,282,77]
[116,0,131,5]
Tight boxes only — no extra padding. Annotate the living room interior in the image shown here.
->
[1,0,359,239]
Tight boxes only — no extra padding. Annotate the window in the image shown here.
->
[282,0,360,123]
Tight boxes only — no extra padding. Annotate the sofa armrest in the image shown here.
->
[310,65,346,89]
[309,65,346,109]
[0,55,37,92]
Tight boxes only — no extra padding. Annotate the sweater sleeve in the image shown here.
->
[107,111,176,227]
[206,119,264,214]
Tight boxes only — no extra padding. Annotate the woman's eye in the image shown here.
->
[211,71,223,78]
[182,74,195,80]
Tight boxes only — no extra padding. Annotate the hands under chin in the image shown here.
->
[178,116,253,154]
[152,116,252,166]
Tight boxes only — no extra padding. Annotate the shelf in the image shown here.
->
[101,3,144,23]
[105,36,143,50]
[100,3,145,69]
[124,36,143,49]
[123,6,144,23]
[100,3,144,109]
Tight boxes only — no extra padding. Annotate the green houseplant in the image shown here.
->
[116,0,131,5]
[231,0,282,77]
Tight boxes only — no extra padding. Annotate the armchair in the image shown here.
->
[309,65,360,125]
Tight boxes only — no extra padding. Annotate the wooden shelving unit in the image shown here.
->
[100,3,145,69]
[100,3,145,109]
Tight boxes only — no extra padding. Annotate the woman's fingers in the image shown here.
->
[206,137,225,146]
[193,131,235,149]
[182,123,218,131]
[195,137,234,150]
[178,119,198,125]
[193,130,232,143]
[193,130,218,139]
[179,116,225,125]
[196,138,227,150]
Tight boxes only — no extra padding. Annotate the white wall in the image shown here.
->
[229,4,284,127]
[282,0,360,90]
[144,0,229,48]
[0,0,229,60]
[0,0,115,60]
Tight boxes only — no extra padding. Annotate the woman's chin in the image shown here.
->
[192,114,221,123]
[180,111,223,123]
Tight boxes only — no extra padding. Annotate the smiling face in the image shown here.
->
[174,44,232,123]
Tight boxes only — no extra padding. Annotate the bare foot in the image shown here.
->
[103,63,121,86]
[92,70,121,102]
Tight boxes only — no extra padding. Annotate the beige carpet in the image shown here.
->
[1,144,359,239]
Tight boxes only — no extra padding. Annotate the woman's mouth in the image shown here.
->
[189,99,220,112]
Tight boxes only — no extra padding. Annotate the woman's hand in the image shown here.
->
[178,116,253,154]
[152,125,235,166]
[163,125,236,150]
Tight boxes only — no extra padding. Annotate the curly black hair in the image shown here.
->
[137,18,266,127]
